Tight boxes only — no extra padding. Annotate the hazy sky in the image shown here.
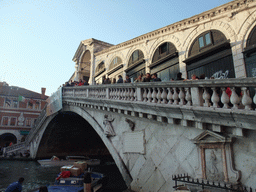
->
[0,0,231,96]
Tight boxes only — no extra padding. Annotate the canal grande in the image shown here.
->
[0,159,127,192]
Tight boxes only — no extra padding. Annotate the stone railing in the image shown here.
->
[3,142,26,155]
[62,78,256,111]
[25,105,48,144]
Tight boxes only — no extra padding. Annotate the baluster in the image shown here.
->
[99,89,102,98]
[122,88,126,100]
[123,88,127,100]
[115,88,118,100]
[179,87,186,105]
[241,87,252,110]
[173,88,179,105]
[126,88,130,100]
[157,88,161,104]
[143,88,147,102]
[118,88,122,100]
[130,88,134,101]
[147,88,152,103]
[134,88,137,101]
[152,88,157,103]
[167,88,173,104]
[161,88,167,104]
[211,87,220,108]
[254,88,256,110]
[221,87,230,109]
[230,87,241,109]
[203,87,211,107]
[185,88,192,106]
[110,88,113,99]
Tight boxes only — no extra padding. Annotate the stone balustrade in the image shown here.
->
[63,78,256,111]
[4,142,26,154]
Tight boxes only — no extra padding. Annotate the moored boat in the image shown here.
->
[37,156,100,167]
[33,171,106,192]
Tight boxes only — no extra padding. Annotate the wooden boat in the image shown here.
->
[37,156,100,166]
[33,171,106,192]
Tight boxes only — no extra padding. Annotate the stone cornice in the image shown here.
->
[73,38,114,62]
[95,0,255,56]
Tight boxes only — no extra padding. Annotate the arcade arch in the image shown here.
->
[107,56,124,82]
[150,42,179,81]
[184,29,235,79]
[79,50,91,82]
[125,49,145,80]
[243,24,256,78]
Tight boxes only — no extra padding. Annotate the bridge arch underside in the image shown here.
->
[36,111,111,160]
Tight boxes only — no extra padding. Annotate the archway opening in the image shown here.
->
[37,111,110,160]
[79,50,91,82]
[0,133,17,147]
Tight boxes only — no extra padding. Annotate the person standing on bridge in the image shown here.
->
[5,177,24,192]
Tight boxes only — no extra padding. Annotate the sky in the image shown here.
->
[0,0,232,96]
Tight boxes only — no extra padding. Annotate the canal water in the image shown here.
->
[0,159,127,192]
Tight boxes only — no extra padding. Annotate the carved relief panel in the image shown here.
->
[192,130,240,184]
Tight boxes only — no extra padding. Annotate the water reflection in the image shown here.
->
[0,160,60,192]
[0,159,127,192]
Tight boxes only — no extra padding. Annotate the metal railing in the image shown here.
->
[172,174,255,192]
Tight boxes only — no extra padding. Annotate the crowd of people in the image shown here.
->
[63,72,215,87]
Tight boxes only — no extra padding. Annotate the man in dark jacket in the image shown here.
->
[151,73,161,82]
[117,75,123,83]
[5,177,24,192]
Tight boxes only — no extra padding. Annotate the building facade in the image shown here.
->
[0,82,48,148]
[71,0,256,85]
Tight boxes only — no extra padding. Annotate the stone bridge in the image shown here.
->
[25,78,256,191]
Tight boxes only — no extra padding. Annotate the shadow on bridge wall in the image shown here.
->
[36,111,111,160]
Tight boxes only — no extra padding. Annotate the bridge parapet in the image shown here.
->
[26,105,47,144]
[63,78,256,136]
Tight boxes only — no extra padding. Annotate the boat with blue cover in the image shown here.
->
[33,171,106,192]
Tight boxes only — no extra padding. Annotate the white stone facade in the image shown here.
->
[73,0,256,83]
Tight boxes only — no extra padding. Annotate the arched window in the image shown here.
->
[184,30,235,79]
[243,25,256,78]
[107,56,123,76]
[95,61,105,77]
[125,50,145,80]
[150,42,179,81]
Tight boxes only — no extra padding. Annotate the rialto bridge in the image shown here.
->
[20,78,256,191]
[4,1,256,191]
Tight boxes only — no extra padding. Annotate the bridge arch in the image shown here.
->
[63,105,132,186]
[32,104,132,187]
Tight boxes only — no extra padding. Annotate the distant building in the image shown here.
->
[0,82,48,148]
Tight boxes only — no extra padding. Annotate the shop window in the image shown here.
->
[13,100,18,108]
[2,117,8,126]
[5,98,11,108]
[35,102,40,110]
[10,117,16,126]
[26,118,31,127]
